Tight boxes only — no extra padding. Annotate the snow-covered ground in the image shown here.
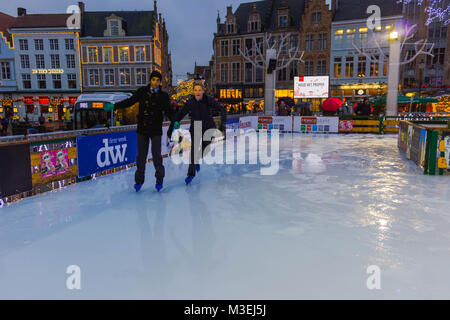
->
[0,134,449,299]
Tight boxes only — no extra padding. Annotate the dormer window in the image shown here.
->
[110,20,119,36]
[248,14,260,32]
[279,15,288,27]
[312,12,321,23]
[227,23,235,34]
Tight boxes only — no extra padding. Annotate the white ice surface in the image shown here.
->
[1,134,450,299]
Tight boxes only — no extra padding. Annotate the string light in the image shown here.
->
[398,0,450,25]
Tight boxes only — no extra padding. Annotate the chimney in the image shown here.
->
[17,8,26,17]
[331,0,339,14]
[78,1,85,14]
[226,5,232,16]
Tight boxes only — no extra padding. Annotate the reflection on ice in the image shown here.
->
[0,134,450,299]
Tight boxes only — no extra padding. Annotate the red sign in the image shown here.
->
[24,96,34,104]
[69,97,78,105]
[258,117,273,125]
[39,96,49,106]
[301,117,317,125]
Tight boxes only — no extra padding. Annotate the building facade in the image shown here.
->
[401,0,450,96]
[213,0,332,112]
[10,9,82,122]
[0,12,18,120]
[330,0,403,101]
[80,1,171,93]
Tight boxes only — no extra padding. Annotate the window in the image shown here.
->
[66,54,76,68]
[256,37,264,53]
[88,47,98,63]
[345,57,354,78]
[312,12,322,22]
[52,74,62,89]
[245,63,253,83]
[317,60,327,76]
[220,63,229,82]
[358,56,366,77]
[290,62,298,80]
[136,68,147,85]
[245,39,253,55]
[220,40,229,57]
[279,15,288,27]
[35,55,45,68]
[334,57,342,78]
[65,39,74,50]
[318,33,327,50]
[334,30,344,40]
[370,56,379,77]
[347,29,356,40]
[232,62,241,82]
[432,48,445,65]
[103,47,113,63]
[1,62,11,80]
[104,69,115,86]
[306,34,314,51]
[119,68,131,85]
[110,20,119,36]
[256,62,263,82]
[68,74,77,89]
[49,39,59,50]
[232,39,241,56]
[119,46,129,62]
[50,54,60,68]
[19,39,28,51]
[88,69,99,86]
[305,61,314,76]
[20,55,30,69]
[290,35,299,52]
[277,66,287,81]
[227,23,234,34]
[22,74,31,89]
[37,74,46,89]
[249,16,259,32]
[34,39,44,51]
[135,46,145,62]
[280,37,288,54]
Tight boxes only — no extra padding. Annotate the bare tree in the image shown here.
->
[239,32,305,72]
[351,24,435,66]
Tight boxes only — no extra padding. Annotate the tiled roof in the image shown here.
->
[82,11,154,37]
[0,12,15,44]
[11,14,71,28]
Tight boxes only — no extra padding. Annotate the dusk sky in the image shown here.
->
[2,0,332,83]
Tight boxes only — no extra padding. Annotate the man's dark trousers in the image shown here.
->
[136,134,164,185]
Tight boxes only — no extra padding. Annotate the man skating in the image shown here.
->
[108,70,177,192]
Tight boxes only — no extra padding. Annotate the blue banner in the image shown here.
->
[77,131,138,178]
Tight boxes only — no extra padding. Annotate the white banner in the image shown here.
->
[294,76,329,99]
[293,117,339,133]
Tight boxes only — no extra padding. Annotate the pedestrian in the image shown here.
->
[355,98,372,118]
[171,81,227,185]
[278,101,289,116]
[108,70,177,192]
[1,116,9,136]
[38,113,46,133]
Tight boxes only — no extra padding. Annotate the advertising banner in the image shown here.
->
[293,117,339,133]
[339,120,354,132]
[0,143,32,198]
[239,116,258,130]
[256,116,292,132]
[445,136,450,169]
[77,131,138,178]
[40,149,69,178]
[294,76,329,99]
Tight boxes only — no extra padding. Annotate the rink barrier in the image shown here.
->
[399,120,450,176]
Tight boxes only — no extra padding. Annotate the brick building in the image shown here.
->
[213,0,332,112]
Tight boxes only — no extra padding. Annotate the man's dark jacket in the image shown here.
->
[355,102,372,116]
[173,94,226,136]
[115,84,175,136]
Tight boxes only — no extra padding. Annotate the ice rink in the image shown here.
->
[1,133,450,299]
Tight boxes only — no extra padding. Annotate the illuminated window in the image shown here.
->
[88,47,98,63]
[119,46,129,62]
[68,74,77,89]
[345,56,354,78]
[359,28,368,33]
[104,69,115,86]
[334,57,342,78]
[135,46,145,62]
[136,68,147,85]
[370,56,379,77]
[88,69,99,86]
[119,68,131,85]
[103,47,113,63]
